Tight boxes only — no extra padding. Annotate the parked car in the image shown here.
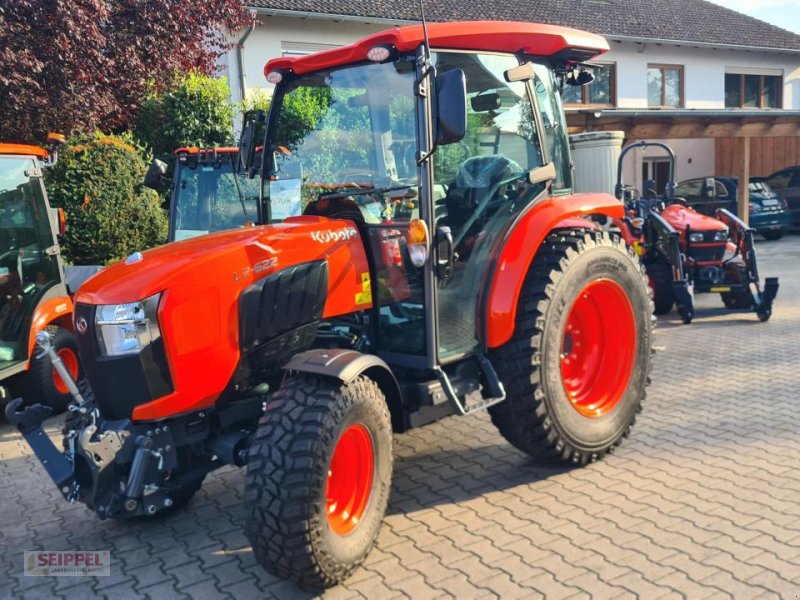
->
[764,167,800,226]
[675,176,791,240]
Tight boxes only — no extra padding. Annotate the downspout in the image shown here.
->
[236,16,257,105]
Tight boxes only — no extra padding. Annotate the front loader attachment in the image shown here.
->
[648,210,694,323]
[716,208,779,322]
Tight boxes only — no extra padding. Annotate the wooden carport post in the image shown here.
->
[738,137,750,225]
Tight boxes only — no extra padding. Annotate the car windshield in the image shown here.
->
[173,159,260,241]
[265,59,418,223]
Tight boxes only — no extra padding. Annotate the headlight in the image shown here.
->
[95,293,162,356]
[749,203,761,214]
[714,230,728,241]
[689,232,704,243]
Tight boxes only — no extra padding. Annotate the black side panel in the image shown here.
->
[239,261,328,351]
[74,303,174,420]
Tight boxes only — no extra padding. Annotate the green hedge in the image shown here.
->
[136,72,235,157]
[47,132,168,265]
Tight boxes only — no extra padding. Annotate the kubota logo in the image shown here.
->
[310,228,358,243]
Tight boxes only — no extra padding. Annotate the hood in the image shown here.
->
[75,216,366,306]
[661,204,728,233]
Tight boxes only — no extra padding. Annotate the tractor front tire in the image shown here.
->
[25,326,81,414]
[490,229,653,465]
[646,261,674,315]
[244,374,393,589]
[720,262,753,309]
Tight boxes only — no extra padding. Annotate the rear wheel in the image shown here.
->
[489,229,653,464]
[25,326,81,413]
[244,374,393,589]
[645,261,674,315]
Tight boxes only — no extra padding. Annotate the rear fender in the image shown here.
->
[485,193,623,348]
[283,349,405,432]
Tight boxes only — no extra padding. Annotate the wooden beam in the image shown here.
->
[739,137,750,225]
[576,117,800,139]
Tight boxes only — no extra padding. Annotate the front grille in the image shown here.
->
[687,243,726,263]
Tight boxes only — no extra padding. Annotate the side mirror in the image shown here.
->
[528,162,556,186]
[143,158,167,190]
[435,69,467,146]
[704,177,716,198]
[238,109,266,176]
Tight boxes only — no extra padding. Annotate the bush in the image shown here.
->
[136,72,235,157]
[47,132,168,265]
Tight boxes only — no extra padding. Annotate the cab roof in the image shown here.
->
[265,20,609,76]
[0,143,48,159]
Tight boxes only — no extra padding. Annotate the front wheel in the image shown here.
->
[645,261,674,315]
[244,374,393,589]
[24,326,81,413]
[490,229,653,464]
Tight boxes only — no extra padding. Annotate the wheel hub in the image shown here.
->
[560,279,637,418]
[52,348,79,395]
[326,423,374,535]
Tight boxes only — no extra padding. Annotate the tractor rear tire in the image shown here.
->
[244,374,393,589]
[489,229,653,465]
[646,261,674,315]
[25,326,82,414]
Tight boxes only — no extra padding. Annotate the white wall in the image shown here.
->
[605,41,800,109]
[226,15,391,104]
[620,138,716,190]
[226,17,800,111]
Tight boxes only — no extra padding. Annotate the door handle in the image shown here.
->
[435,226,454,280]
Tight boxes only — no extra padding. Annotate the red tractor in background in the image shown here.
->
[614,141,778,323]
[0,135,83,412]
[8,22,654,588]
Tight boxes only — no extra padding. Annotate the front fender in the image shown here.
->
[27,295,74,364]
[484,193,623,348]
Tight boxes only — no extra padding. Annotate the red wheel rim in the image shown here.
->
[52,348,79,395]
[560,279,637,418]
[326,424,374,535]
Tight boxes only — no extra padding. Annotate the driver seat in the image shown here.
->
[442,155,523,258]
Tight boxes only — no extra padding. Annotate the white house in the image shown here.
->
[223,0,800,191]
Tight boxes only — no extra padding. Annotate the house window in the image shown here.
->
[647,65,683,107]
[562,64,616,106]
[725,73,782,108]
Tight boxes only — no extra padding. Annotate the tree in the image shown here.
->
[0,0,250,142]
[47,132,168,264]
[136,73,236,157]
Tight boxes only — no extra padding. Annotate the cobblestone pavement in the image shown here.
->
[2,234,800,599]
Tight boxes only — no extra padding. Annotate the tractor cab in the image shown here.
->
[0,136,81,408]
[248,23,592,371]
[158,148,263,242]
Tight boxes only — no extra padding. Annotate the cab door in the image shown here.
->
[429,52,549,362]
[0,156,62,369]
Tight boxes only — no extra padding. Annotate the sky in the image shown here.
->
[705,0,800,35]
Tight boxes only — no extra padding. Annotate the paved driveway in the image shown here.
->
[2,235,800,599]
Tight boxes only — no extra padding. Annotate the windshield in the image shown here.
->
[172,159,260,241]
[266,59,419,223]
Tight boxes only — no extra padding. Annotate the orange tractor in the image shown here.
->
[8,22,653,588]
[0,135,82,412]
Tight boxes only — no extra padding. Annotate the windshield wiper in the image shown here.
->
[319,184,416,201]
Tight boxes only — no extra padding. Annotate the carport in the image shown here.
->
[567,108,800,223]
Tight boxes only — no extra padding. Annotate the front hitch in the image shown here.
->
[5,398,78,499]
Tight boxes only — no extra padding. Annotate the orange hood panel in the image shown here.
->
[661,204,727,233]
